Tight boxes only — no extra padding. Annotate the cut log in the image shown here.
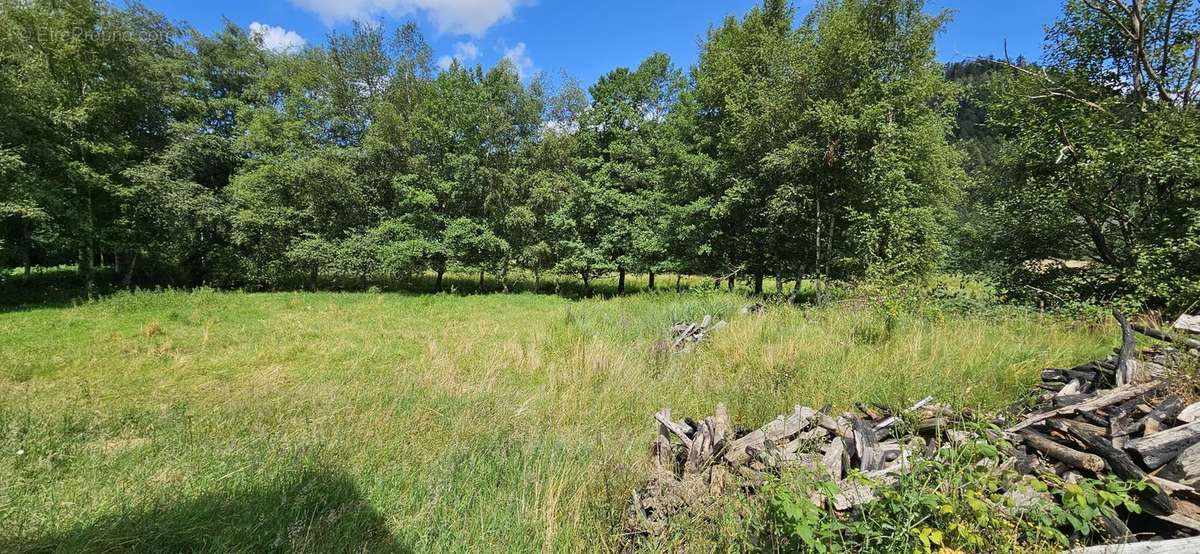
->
[1067,536,1200,553]
[1058,379,1083,397]
[822,438,848,480]
[1157,513,1200,534]
[1111,412,1134,450]
[1017,429,1104,473]
[1114,310,1136,386]
[1151,475,1195,495]
[724,406,815,463]
[1048,419,1173,514]
[830,479,876,511]
[1179,402,1200,424]
[1133,323,1200,350]
[852,417,882,471]
[711,404,732,448]
[1159,442,1200,487]
[684,421,715,476]
[653,408,675,469]
[1051,394,1097,408]
[654,410,694,448]
[1128,420,1200,469]
[1140,394,1185,435]
[1042,369,1067,383]
[671,324,696,349]
[1174,314,1200,335]
[1007,381,1162,432]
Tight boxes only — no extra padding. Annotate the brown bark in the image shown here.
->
[617,267,626,295]
[123,252,138,288]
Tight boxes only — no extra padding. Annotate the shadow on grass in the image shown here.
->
[3,469,409,554]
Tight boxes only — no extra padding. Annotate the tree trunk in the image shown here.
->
[582,271,592,296]
[753,273,764,295]
[435,268,445,292]
[533,270,541,292]
[648,270,655,290]
[309,265,319,291]
[80,242,95,299]
[82,189,96,299]
[22,219,32,277]
[775,272,783,295]
[726,275,734,291]
[479,269,485,292]
[123,252,137,288]
[676,274,682,292]
[617,267,626,295]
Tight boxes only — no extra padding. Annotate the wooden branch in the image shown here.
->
[1132,324,1200,349]
[1184,37,1200,107]
[654,409,694,449]
[1018,428,1105,473]
[873,396,934,431]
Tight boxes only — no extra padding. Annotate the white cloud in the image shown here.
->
[291,0,529,36]
[437,41,480,70]
[249,22,307,53]
[502,42,534,80]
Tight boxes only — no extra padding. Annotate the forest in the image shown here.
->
[2,0,1196,310]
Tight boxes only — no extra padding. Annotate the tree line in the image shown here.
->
[1,0,1197,309]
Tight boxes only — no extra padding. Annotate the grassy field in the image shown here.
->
[0,284,1118,552]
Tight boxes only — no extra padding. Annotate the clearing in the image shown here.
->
[0,288,1113,551]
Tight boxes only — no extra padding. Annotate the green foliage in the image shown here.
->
[763,423,1147,553]
[968,0,1200,311]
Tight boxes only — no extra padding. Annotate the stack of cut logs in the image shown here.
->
[625,312,1200,551]
[662,315,727,353]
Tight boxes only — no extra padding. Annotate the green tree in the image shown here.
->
[978,0,1200,309]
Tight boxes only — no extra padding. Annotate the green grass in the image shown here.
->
[0,287,1116,552]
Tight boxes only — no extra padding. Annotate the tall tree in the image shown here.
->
[979,0,1200,308]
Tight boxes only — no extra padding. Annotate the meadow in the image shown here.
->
[0,276,1118,552]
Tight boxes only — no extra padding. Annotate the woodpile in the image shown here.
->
[624,311,1200,549]
[658,315,728,353]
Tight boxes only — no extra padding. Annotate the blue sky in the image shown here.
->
[141,0,1063,86]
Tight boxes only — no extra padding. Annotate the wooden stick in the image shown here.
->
[1133,323,1200,349]
[1114,310,1136,386]
[1018,428,1105,473]
[873,395,934,431]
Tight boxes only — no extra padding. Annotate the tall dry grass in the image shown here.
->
[0,288,1115,552]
